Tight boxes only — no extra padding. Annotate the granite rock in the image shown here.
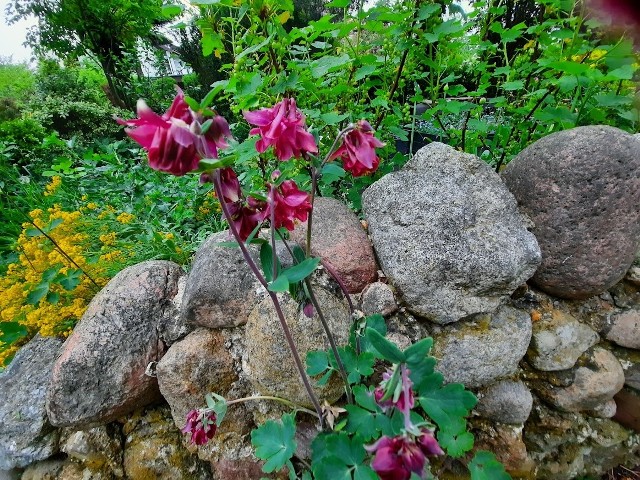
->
[362,142,540,324]
[502,125,640,299]
[0,335,63,469]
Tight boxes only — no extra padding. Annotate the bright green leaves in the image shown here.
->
[0,322,28,345]
[259,242,320,293]
[469,451,511,480]
[364,327,405,363]
[419,383,478,458]
[26,265,83,305]
[311,432,378,480]
[251,413,297,474]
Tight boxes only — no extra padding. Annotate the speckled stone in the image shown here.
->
[503,125,640,299]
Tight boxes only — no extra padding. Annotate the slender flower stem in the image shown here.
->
[269,185,278,279]
[275,231,353,405]
[213,170,325,428]
[304,277,353,404]
[225,395,319,418]
[320,259,354,314]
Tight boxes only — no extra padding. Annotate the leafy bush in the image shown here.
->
[0,61,35,104]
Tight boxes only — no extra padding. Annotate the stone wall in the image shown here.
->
[1,126,639,479]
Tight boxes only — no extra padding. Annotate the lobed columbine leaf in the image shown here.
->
[251,413,297,473]
[468,451,512,480]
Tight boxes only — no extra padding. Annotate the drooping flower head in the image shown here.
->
[417,429,444,457]
[244,98,318,161]
[181,409,217,446]
[267,180,312,232]
[329,120,385,177]
[216,167,267,241]
[117,88,232,176]
[366,435,426,480]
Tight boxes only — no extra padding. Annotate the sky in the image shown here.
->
[0,0,473,66]
[0,0,36,65]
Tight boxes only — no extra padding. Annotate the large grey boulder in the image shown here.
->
[362,142,541,324]
[244,286,351,406]
[181,231,264,329]
[46,261,183,428]
[431,305,532,388]
[0,335,62,470]
[502,125,640,299]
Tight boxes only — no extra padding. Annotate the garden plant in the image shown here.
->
[0,0,638,477]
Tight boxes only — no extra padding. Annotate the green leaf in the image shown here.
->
[365,327,405,363]
[327,0,350,7]
[353,465,379,480]
[27,282,50,305]
[502,80,524,91]
[469,451,511,480]
[251,413,297,473]
[0,322,28,344]
[59,269,82,291]
[419,383,477,432]
[354,65,376,81]
[280,257,320,283]
[313,456,351,480]
[321,112,349,125]
[260,243,281,283]
[200,82,227,109]
[438,428,474,458]
[404,337,433,365]
[306,350,329,376]
[161,4,183,18]
[46,292,60,304]
[310,54,351,78]
[344,405,381,441]
[268,274,290,292]
[353,384,380,412]
[41,266,60,282]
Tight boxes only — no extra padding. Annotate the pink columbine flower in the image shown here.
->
[117,88,232,176]
[268,180,312,232]
[374,366,415,414]
[329,120,385,177]
[181,409,217,446]
[244,98,318,161]
[366,435,426,480]
[218,168,267,241]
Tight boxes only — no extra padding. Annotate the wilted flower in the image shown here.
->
[374,366,415,414]
[366,435,426,480]
[267,180,312,231]
[181,409,217,446]
[329,120,385,177]
[244,98,318,161]
[117,88,231,176]
[217,168,267,241]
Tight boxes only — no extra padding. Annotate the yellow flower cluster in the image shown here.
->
[43,176,62,197]
[116,212,135,224]
[197,191,221,220]
[0,204,111,366]
[99,232,117,246]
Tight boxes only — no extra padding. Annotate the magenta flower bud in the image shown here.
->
[329,120,385,177]
[244,98,318,161]
[417,429,444,457]
[303,303,314,318]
